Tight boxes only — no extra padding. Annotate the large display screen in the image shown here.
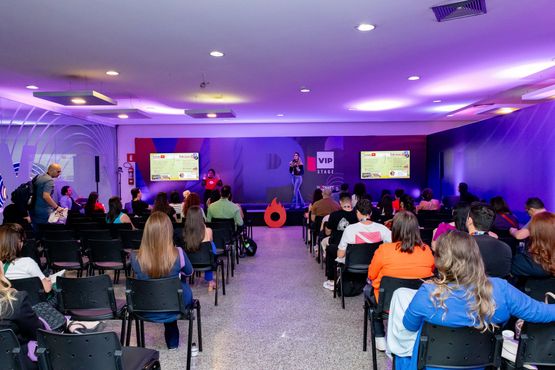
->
[149,153,199,181]
[360,150,410,179]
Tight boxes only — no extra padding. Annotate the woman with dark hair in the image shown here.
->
[416,188,441,212]
[169,191,182,222]
[399,194,416,213]
[397,231,555,369]
[106,197,134,227]
[366,211,435,351]
[289,152,304,209]
[376,194,394,223]
[84,192,105,216]
[202,169,223,205]
[206,188,221,208]
[130,212,193,349]
[490,196,520,230]
[352,183,367,208]
[152,192,177,222]
[182,192,204,220]
[183,206,218,291]
[512,211,555,278]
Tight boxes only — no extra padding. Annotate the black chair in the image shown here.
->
[9,276,47,306]
[36,329,160,370]
[125,277,202,370]
[79,229,113,247]
[334,242,381,309]
[0,329,23,370]
[187,241,225,306]
[364,276,428,370]
[416,323,502,369]
[419,227,435,246]
[20,238,45,269]
[119,229,143,251]
[209,218,242,265]
[73,222,102,231]
[87,239,128,283]
[108,223,133,239]
[524,278,555,301]
[56,275,127,344]
[43,239,88,277]
[514,321,555,368]
[38,223,69,233]
[212,227,234,278]
[310,216,324,256]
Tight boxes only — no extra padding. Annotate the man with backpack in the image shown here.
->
[30,163,63,228]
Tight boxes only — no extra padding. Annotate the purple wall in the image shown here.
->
[427,100,555,220]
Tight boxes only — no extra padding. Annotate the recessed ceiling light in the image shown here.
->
[209,51,224,57]
[408,76,420,81]
[352,99,407,111]
[206,113,217,118]
[300,87,311,93]
[356,23,376,32]
[26,85,39,90]
[276,114,285,117]
[117,113,129,119]
[106,70,119,76]
[71,98,87,105]
[433,99,442,103]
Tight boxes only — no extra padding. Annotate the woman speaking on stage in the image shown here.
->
[202,168,223,205]
[289,152,304,209]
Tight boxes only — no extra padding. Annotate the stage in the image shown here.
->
[242,203,306,227]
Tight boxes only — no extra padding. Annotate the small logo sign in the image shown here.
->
[316,151,334,174]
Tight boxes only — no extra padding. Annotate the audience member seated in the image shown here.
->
[130,212,193,350]
[336,199,392,264]
[153,192,177,222]
[206,188,221,208]
[365,211,435,351]
[306,188,323,219]
[130,187,150,216]
[206,185,243,227]
[392,189,405,212]
[332,183,349,203]
[169,191,183,222]
[432,202,469,250]
[58,185,81,213]
[490,196,520,231]
[84,191,105,216]
[375,194,394,224]
[510,197,547,240]
[310,188,340,222]
[458,182,479,203]
[322,193,358,290]
[399,194,416,214]
[351,183,367,208]
[2,190,31,227]
[0,223,52,294]
[0,260,47,369]
[512,211,555,279]
[182,192,204,221]
[416,188,441,212]
[396,231,555,369]
[466,203,512,278]
[183,206,218,292]
[106,196,134,227]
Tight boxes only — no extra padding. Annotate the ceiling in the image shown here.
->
[1,0,555,131]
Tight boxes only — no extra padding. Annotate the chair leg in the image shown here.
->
[363,301,368,352]
[196,302,202,352]
[220,262,226,295]
[341,269,345,309]
[120,312,127,346]
[214,268,219,306]
[370,312,378,370]
[135,317,142,347]
[186,315,193,370]
[333,267,338,299]
[126,316,133,346]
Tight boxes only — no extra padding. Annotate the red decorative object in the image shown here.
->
[264,198,287,228]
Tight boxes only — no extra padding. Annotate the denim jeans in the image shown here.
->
[291,175,304,208]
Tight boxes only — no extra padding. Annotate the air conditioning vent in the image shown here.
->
[432,0,487,22]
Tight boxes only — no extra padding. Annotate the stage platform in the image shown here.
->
[242,203,306,226]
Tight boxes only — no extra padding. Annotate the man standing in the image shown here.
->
[31,163,63,227]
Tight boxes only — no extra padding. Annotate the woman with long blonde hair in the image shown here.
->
[130,211,193,350]
[398,230,555,370]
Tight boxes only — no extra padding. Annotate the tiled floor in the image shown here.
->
[108,226,390,369]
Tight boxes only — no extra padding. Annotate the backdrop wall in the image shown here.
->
[427,100,555,220]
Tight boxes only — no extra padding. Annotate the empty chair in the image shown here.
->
[87,239,127,283]
[42,229,76,241]
[514,321,555,368]
[212,227,234,278]
[108,222,132,239]
[72,222,101,231]
[119,229,143,250]
[43,239,88,277]
[524,277,555,301]
[78,229,113,251]
[37,223,68,233]
[36,330,160,370]
[0,329,24,370]
[125,277,201,370]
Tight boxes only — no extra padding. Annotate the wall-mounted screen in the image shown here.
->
[360,150,410,179]
[149,153,199,181]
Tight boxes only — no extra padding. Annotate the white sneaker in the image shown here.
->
[323,280,334,291]
[375,337,386,352]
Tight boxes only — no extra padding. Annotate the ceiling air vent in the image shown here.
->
[432,0,487,22]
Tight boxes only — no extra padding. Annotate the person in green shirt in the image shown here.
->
[206,185,243,227]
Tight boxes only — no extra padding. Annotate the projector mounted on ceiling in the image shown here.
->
[432,0,487,22]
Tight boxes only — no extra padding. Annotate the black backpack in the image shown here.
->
[243,237,257,256]
[11,175,38,211]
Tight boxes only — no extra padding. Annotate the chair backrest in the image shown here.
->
[87,239,124,263]
[36,329,124,370]
[20,238,41,267]
[524,278,555,302]
[344,242,381,269]
[9,276,47,306]
[417,323,502,370]
[186,241,215,267]
[212,227,232,250]
[79,229,113,243]
[43,230,76,241]
[73,222,101,231]
[118,229,143,250]
[209,218,236,231]
[0,329,22,370]
[377,276,427,313]
[125,277,186,317]
[38,223,69,232]
[57,275,117,314]
[516,321,555,367]
[44,240,82,264]
[419,228,435,246]
[107,223,132,239]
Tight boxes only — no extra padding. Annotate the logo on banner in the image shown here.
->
[316,151,334,174]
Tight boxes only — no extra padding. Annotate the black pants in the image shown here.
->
[325,244,339,280]
[364,284,385,337]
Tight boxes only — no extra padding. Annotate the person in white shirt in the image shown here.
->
[336,198,392,264]
[0,223,52,293]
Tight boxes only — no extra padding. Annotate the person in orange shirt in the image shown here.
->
[365,210,435,351]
